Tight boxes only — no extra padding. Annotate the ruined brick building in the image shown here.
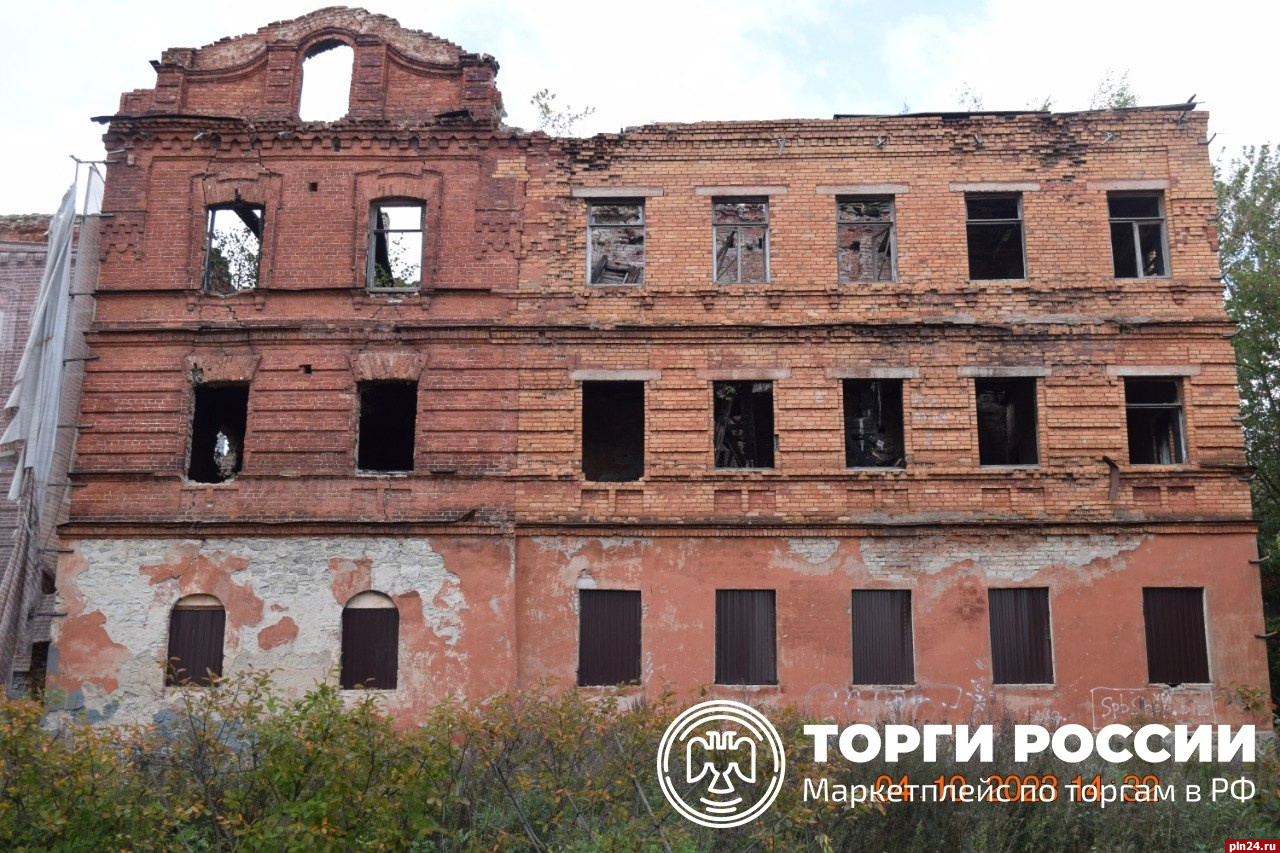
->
[46,7,1268,728]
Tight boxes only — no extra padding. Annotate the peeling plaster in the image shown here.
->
[786,538,840,565]
[859,534,1147,582]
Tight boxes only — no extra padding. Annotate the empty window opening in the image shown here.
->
[367,201,424,289]
[716,589,777,685]
[988,588,1053,684]
[852,590,914,685]
[713,199,769,283]
[844,379,905,468]
[357,381,417,472]
[582,381,644,482]
[975,378,1038,466]
[837,197,895,283]
[188,384,249,484]
[341,591,399,690]
[966,194,1025,280]
[203,202,263,294]
[713,381,775,469]
[1143,587,1209,686]
[1126,378,1186,464]
[1110,193,1168,278]
[578,590,642,686]
[588,202,645,284]
[298,41,353,122]
[20,642,50,697]
[166,595,225,687]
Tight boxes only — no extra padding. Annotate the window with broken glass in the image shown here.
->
[965,194,1025,280]
[187,384,249,484]
[975,378,1039,466]
[837,197,895,283]
[713,199,769,284]
[588,202,644,284]
[713,381,775,469]
[843,379,905,468]
[203,202,263,294]
[367,200,424,289]
[1109,193,1168,278]
[1125,378,1186,464]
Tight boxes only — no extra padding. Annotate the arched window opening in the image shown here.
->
[298,41,353,122]
[166,594,225,686]
[341,591,399,689]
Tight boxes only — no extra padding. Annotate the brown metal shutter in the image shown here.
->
[852,590,914,685]
[1143,587,1209,685]
[715,590,777,685]
[341,607,400,689]
[577,590,642,686]
[166,608,225,686]
[988,588,1053,684]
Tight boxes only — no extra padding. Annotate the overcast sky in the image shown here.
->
[1,0,1275,214]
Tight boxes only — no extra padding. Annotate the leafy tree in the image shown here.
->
[530,88,596,136]
[1089,69,1138,109]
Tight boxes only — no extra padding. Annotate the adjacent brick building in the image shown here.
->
[47,7,1268,728]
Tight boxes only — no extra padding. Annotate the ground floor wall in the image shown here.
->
[48,530,1270,730]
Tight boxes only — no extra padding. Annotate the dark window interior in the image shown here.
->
[358,382,417,472]
[1125,379,1186,464]
[714,381,775,469]
[716,589,777,685]
[589,203,645,284]
[1143,587,1209,686]
[203,202,263,294]
[188,384,249,484]
[976,378,1038,466]
[966,194,1025,280]
[341,605,399,689]
[1109,194,1167,278]
[844,379,905,468]
[988,588,1053,684]
[578,589,642,686]
[166,605,226,686]
[837,197,894,283]
[852,590,915,685]
[582,381,644,482]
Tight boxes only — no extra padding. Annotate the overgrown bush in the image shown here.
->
[0,673,1276,849]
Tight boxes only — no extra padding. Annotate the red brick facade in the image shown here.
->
[48,8,1267,728]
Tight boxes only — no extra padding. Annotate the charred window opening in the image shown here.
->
[966,194,1025,280]
[166,596,225,687]
[837,197,895,283]
[298,41,353,122]
[578,590,642,686]
[1126,378,1186,464]
[203,202,263,294]
[988,588,1053,684]
[844,379,905,468]
[975,378,1038,466]
[713,381,775,469]
[187,384,249,484]
[367,201,424,290]
[852,590,914,685]
[588,202,644,284]
[716,589,777,685]
[341,591,399,690]
[713,199,769,284]
[582,381,644,482]
[1110,193,1168,278]
[357,381,417,472]
[1143,587,1209,686]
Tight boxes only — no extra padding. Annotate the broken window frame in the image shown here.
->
[587,201,645,285]
[712,198,770,284]
[974,377,1040,467]
[1109,192,1169,279]
[581,381,645,482]
[356,381,418,473]
[202,202,264,294]
[836,196,896,283]
[577,589,643,686]
[965,193,1026,281]
[340,591,399,690]
[166,595,226,687]
[712,380,776,470]
[366,199,425,291]
[843,379,906,469]
[186,383,249,484]
[1142,587,1210,686]
[1125,378,1187,465]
